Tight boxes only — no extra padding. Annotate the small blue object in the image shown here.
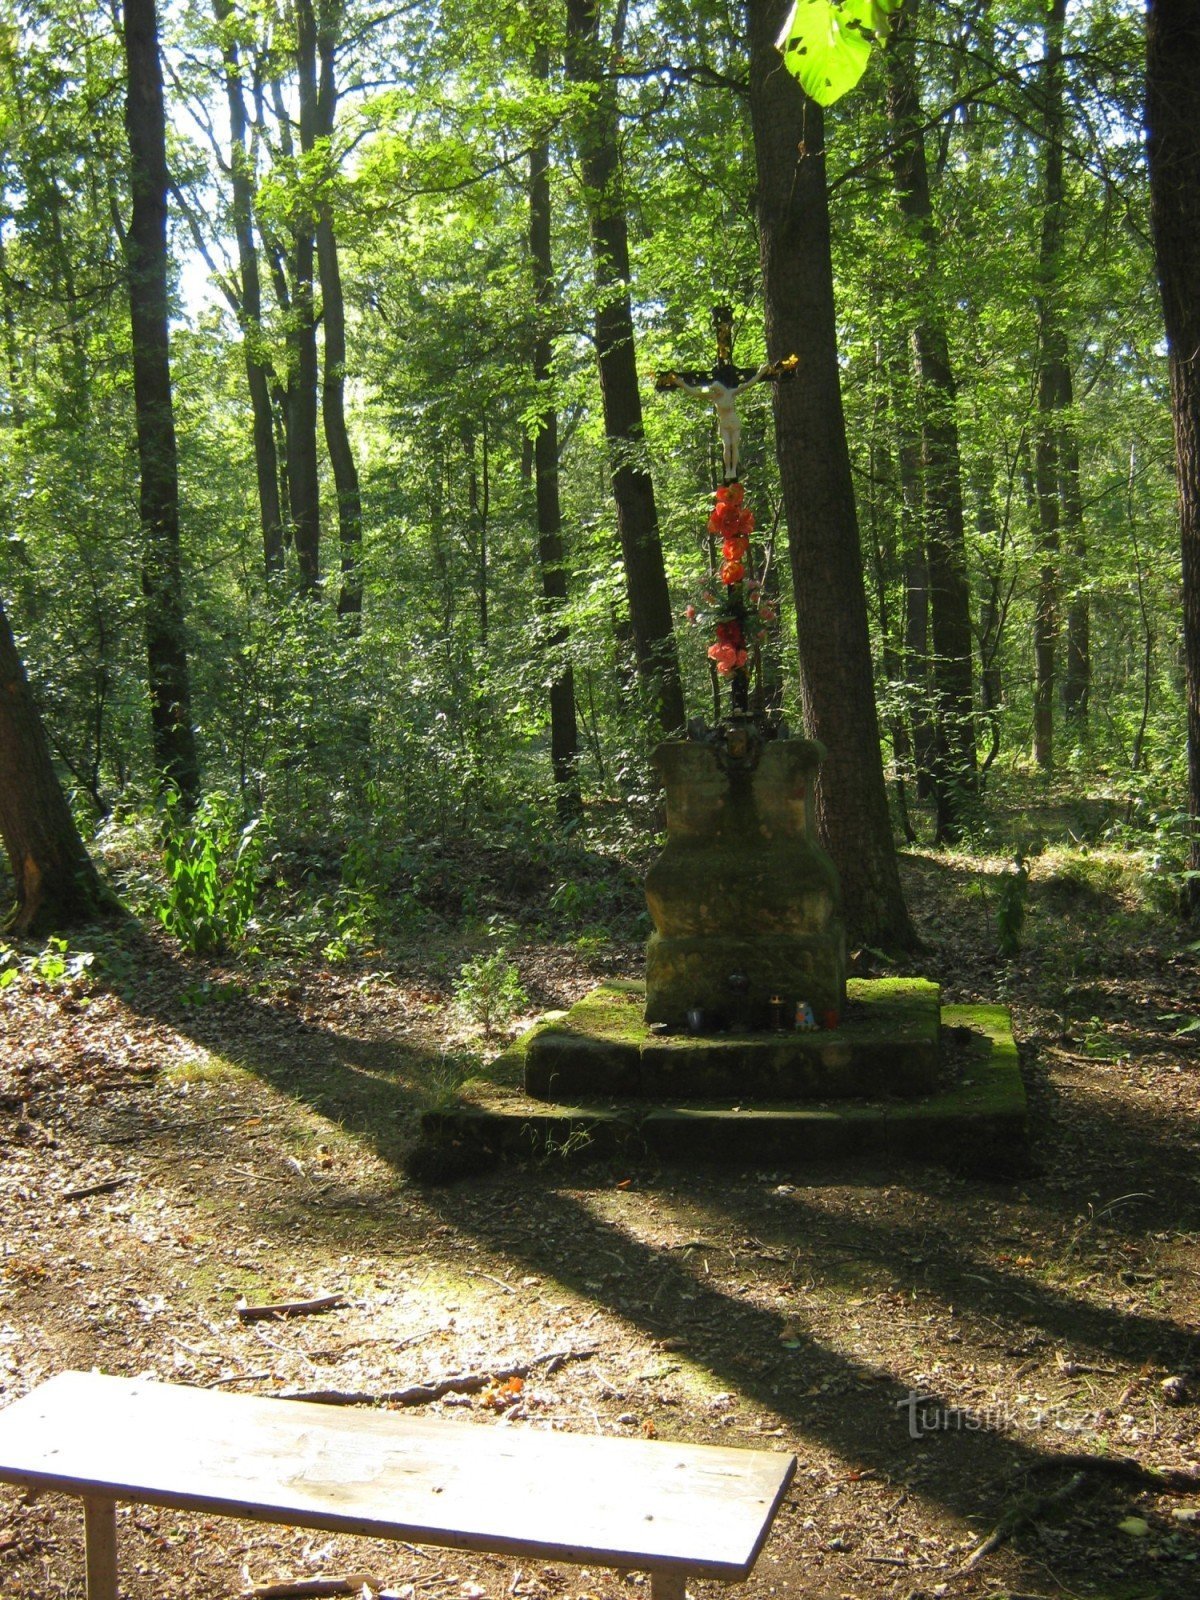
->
[794,1000,817,1031]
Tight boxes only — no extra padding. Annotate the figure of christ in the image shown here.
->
[657,364,775,483]
[655,307,798,484]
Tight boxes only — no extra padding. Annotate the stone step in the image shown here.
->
[523,978,942,1102]
[406,1005,1027,1184]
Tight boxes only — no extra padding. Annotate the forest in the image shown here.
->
[0,0,1196,947]
[2,8,1200,1600]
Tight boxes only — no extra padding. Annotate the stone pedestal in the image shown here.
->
[644,735,847,1029]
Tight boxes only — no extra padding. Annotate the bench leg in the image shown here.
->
[649,1573,686,1600]
[84,1496,118,1600]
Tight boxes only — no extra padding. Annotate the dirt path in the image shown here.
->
[2,850,1198,1599]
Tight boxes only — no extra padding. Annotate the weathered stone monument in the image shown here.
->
[411,308,1026,1180]
[644,731,845,1030]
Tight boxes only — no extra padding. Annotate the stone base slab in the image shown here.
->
[524,978,941,1102]
[405,1004,1027,1184]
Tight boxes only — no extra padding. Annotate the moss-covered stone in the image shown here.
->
[410,999,1026,1178]
[644,739,847,1025]
[524,978,941,1101]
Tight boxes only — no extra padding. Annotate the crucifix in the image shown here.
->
[655,305,797,483]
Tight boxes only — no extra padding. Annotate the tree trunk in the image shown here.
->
[1034,5,1089,733]
[895,375,936,800]
[1062,427,1090,726]
[0,597,115,934]
[747,0,915,948]
[974,461,1005,778]
[464,426,489,644]
[214,0,284,578]
[122,0,200,804]
[564,0,685,738]
[1031,0,1064,768]
[529,66,582,825]
[885,0,977,841]
[288,3,322,593]
[313,1,363,620]
[1146,0,1200,918]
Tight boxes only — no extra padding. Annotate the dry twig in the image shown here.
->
[279,1346,598,1406]
[236,1294,346,1322]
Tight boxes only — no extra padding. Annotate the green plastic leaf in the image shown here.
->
[776,0,898,107]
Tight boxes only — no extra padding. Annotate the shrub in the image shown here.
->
[158,789,265,955]
[452,949,528,1037]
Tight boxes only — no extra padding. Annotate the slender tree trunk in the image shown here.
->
[288,6,321,593]
[214,0,283,578]
[885,0,977,841]
[0,597,115,933]
[564,0,685,738]
[1032,0,1064,768]
[122,0,199,804]
[464,426,489,644]
[974,461,1005,777]
[529,69,582,825]
[0,237,24,430]
[1033,0,1090,739]
[1062,428,1090,725]
[895,373,936,800]
[313,2,363,619]
[747,0,915,947]
[1146,0,1200,918]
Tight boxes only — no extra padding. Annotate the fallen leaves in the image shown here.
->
[479,1375,523,1410]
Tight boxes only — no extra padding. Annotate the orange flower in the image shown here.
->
[721,558,745,585]
[722,535,750,562]
[708,503,745,537]
[716,482,744,508]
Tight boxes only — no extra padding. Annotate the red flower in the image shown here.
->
[707,642,748,676]
[708,503,745,537]
[721,558,745,585]
[723,535,750,562]
[716,482,744,508]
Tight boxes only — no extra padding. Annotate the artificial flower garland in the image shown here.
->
[685,482,777,688]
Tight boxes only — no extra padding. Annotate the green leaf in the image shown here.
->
[776,0,898,106]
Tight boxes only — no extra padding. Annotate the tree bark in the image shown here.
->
[564,0,685,738]
[747,0,915,947]
[122,0,200,804]
[288,3,322,593]
[529,59,582,825]
[885,0,977,841]
[1035,0,1088,733]
[214,0,284,578]
[0,597,115,934]
[1146,0,1200,918]
[1062,427,1090,726]
[313,0,363,620]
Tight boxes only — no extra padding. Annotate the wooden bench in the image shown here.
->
[0,1372,795,1600]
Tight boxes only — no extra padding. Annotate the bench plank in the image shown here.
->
[0,1373,795,1582]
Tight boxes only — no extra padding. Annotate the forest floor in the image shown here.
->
[1,816,1199,1600]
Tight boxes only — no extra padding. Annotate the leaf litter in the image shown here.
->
[0,854,1199,1598]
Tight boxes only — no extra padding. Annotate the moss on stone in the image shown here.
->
[407,988,1026,1180]
[523,977,942,1101]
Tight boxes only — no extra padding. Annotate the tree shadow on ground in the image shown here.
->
[100,926,1200,1598]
